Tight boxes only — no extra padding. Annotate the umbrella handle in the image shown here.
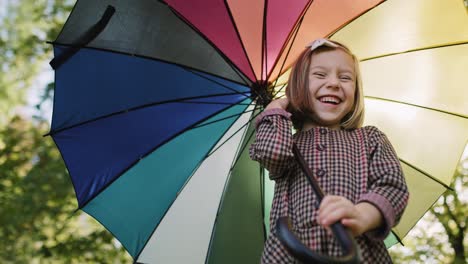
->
[275,143,362,263]
[276,217,361,264]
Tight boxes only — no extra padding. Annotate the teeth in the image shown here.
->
[319,96,340,104]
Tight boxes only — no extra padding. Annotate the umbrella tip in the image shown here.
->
[250,80,275,108]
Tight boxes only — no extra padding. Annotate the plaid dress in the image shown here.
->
[249,109,409,264]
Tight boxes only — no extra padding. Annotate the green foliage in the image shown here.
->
[0,0,73,125]
[0,1,131,262]
[389,152,468,264]
[0,116,132,263]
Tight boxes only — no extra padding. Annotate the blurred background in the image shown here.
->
[0,0,466,263]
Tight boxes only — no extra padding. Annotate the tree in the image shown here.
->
[0,115,132,263]
[389,150,468,263]
[0,0,73,125]
[431,154,468,264]
[0,1,132,262]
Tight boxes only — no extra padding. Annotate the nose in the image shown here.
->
[326,75,340,88]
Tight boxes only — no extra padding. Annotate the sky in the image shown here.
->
[1,0,54,123]
[25,64,54,123]
[0,1,5,17]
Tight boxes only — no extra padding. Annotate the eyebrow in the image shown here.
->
[310,66,355,74]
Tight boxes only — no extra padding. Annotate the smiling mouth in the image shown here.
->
[318,96,341,105]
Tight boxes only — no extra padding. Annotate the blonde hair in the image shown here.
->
[285,39,364,130]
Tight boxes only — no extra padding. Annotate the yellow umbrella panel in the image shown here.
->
[331,0,468,241]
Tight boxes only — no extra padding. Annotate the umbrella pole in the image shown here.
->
[276,143,362,264]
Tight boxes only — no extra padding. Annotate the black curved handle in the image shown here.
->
[275,143,361,263]
[276,217,361,264]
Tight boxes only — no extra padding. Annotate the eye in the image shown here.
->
[340,75,353,81]
[313,72,326,78]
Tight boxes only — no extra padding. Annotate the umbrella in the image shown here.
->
[48,0,468,263]
[329,0,468,246]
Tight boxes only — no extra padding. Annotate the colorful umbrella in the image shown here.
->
[48,0,468,263]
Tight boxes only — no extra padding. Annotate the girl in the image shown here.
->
[249,38,409,263]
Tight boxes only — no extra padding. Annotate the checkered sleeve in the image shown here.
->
[358,126,409,241]
[249,108,294,179]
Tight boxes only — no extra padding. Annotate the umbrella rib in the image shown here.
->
[268,2,312,99]
[45,92,245,136]
[267,0,312,82]
[271,14,305,90]
[205,120,268,261]
[272,91,287,100]
[49,5,116,70]
[81,211,136,259]
[179,101,252,106]
[390,230,405,247]
[365,96,468,119]
[135,101,253,261]
[360,41,468,62]
[161,0,253,85]
[261,0,268,81]
[399,158,453,190]
[229,122,258,168]
[267,0,314,82]
[271,82,287,100]
[395,176,454,241]
[192,109,256,129]
[224,0,259,82]
[183,68,251,98]
[50,41,252,88]
[260,165,267,241]
[268,1,384,94]
[132,99,250,261]
[73,98,247,212]
[226,63,253,88]
[204,108,258,264]
[327,0,387,39]
[206,103,262,158]
[206,109,260,158]
[162,0,254,85]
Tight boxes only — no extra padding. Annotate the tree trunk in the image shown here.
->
[451,234,465,264]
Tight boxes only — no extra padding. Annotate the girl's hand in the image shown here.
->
[265,97,289,111]
[317,195,383,237]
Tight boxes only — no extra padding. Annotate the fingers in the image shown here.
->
[318,195,342,211]
[341,218,364,237]
[317,196,367,237]
[341,218,358,228]
[321,218,358,237]
[318,196,356,228]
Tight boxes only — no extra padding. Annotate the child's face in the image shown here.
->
[306,48,356,129]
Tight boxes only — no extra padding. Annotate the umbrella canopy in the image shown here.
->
[330,0,468,245]
[48,0,468,263]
